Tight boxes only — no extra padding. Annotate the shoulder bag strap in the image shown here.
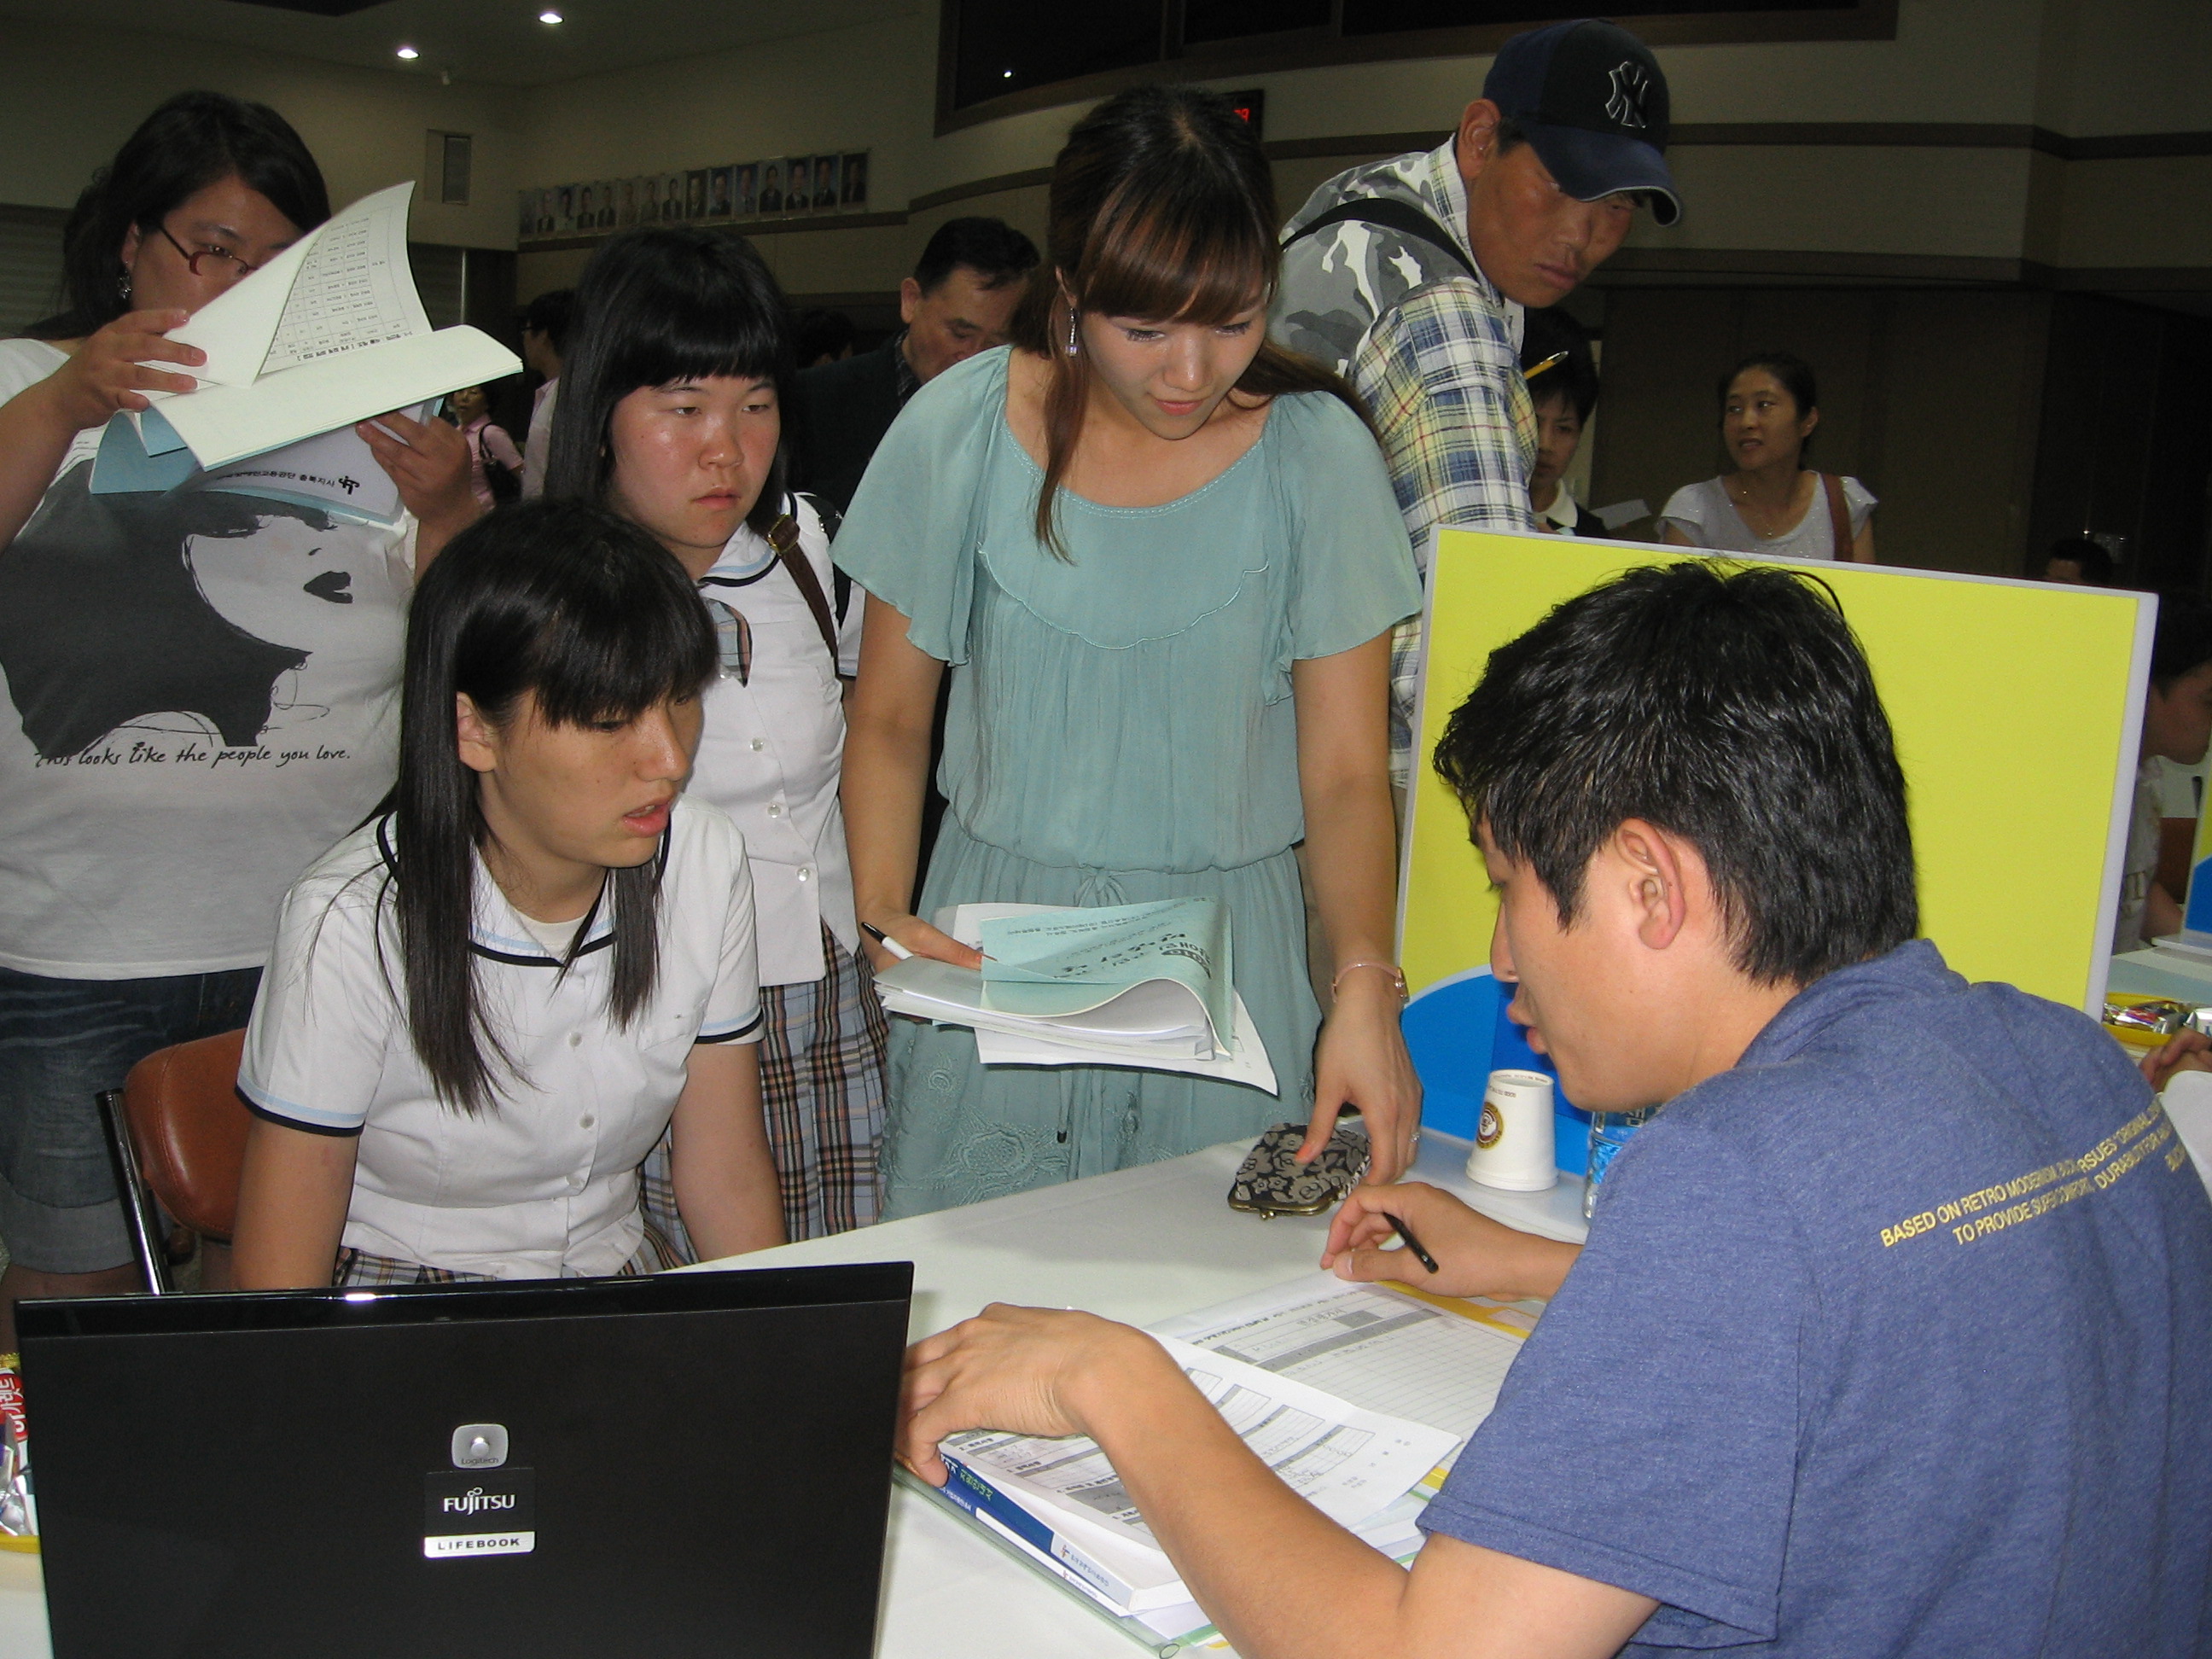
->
[767,509,841,664]
[1281,197,1479,285]
[1819,472,1853,559]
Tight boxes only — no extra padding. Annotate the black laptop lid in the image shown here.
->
[19,1262,912,1659]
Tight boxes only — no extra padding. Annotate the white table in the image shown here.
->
[0,1130,1582,1658]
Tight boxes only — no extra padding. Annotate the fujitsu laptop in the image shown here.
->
[18,1261,911,1658]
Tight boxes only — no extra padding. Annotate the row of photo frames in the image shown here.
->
[520,152,871,242]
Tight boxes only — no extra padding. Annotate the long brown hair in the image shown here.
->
[1009,84,1367,554]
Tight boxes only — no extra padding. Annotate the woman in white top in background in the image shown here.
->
[231,502,783,1286]
[0,90,475,1346]
[548,226,886,1242]
[1658,352,1876,562]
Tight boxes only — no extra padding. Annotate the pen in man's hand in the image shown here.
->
[1381,1211,1439,1275]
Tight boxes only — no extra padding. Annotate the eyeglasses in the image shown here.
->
[156,223,264,282]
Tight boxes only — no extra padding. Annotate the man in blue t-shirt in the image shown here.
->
[896,562,2212,1656]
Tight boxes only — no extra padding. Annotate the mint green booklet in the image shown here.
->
[976,897,1235,1052]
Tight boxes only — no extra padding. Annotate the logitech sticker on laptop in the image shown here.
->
[423,1468,535,1558]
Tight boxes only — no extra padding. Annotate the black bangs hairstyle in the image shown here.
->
[29,90,329,340]
[1433,560,1917,988]
[544,226,795,533]
[385,500,718,1115]
[1010,84,1367,554]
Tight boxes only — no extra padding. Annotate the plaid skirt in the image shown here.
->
[331,1212,690,1286]
[756,923,888,1241]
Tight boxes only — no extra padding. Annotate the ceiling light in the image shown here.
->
[538,9,562,21]
[1002,68,1013,78]
[396,44,419,58]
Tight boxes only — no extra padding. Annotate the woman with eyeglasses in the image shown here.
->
[546,226,888,1243]
[0,92,477,1343]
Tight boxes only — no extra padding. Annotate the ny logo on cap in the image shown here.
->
[1606,61,1650,130]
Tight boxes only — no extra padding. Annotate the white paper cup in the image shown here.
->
[1466,1068,1558,1192]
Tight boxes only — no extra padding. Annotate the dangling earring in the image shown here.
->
[117,271,131,301]
[1065,306,1080,357]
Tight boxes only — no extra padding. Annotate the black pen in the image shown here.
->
[1382,1211,1439,1275]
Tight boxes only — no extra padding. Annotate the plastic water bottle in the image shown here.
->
[1583,1108,1654,1220]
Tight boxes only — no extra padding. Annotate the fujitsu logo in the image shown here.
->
[442,1487,517,1516]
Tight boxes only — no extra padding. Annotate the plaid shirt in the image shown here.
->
[1275,140,1538,784]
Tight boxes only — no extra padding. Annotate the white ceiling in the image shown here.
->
[0,0,917,86]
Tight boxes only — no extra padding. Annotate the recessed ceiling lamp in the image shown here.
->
[538,9,562,21]
[396,44,419,58]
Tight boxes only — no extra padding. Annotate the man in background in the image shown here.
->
[1273,16,1678,795]
[789,216,1039,513]
[517,287,572,500]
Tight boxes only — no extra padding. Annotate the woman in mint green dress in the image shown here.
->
[835,86,1423,1220]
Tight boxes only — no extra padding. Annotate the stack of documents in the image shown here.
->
[875,900,1277,1092]
[94,180,518,514]
[912,1274,1542,1651]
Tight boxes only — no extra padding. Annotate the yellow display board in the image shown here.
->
[1401,532,2153,1015]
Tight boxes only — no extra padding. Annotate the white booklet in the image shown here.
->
[873,901,1277,1092]
[937,1330,1457,1615]
[923,1273,1541,1643]
[137,181,518,469]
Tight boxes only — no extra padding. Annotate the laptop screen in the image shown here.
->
[20,1263,911,1659]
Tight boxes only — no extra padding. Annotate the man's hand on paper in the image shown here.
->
[358,407,478,559]
[861,909,982,973]
[2143,1028,2212,1092]
[1323,1182,1580,1302]
[1305,975,1422,1183]
[41,309,203,429]
[898,1303,1176,1485]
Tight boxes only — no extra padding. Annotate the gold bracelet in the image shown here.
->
[1331,959,1408,1003]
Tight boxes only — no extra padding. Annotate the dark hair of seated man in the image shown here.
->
[1433,559,1916,987]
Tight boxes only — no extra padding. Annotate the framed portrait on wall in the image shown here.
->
[659,172,684,221]
[810,154,841,210]
[708,166,734,219]
[759,158,789,215]
[733,161,759,218]
[840,152,869,208]
[637,174,660,224]
[555,183,576,234]
[597,181,619,228]
[785,155,812,212]
[684,169,708,220]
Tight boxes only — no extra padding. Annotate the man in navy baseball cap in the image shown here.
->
[1275,17,1679,797]
[1486,18,1681,227]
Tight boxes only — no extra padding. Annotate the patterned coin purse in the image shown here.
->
[1225,1118,1371,1218]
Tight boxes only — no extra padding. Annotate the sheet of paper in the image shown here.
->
[166,183,425,389]
[981,897,1236,1051]
[154,326,518,470]
[1150,1272,1538,1446]
[260,182,428,375]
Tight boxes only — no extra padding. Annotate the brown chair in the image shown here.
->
[96,1028,251,1295]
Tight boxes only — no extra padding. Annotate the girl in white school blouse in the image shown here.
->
[230,502,785,1287]
[547,227,887,1243]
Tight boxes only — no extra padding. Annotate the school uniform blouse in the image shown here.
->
[238,798,762,1280]
[688,496,863,987]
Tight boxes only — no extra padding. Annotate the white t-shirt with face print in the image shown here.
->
[0,338,414,978]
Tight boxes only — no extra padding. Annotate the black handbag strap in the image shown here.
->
[1281,196,1478,285]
